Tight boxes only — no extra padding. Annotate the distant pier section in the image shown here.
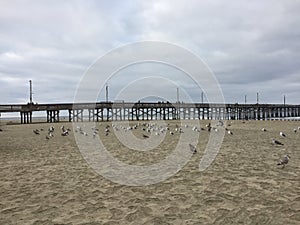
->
[0,102,300,124]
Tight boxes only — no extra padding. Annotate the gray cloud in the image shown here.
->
[0,0,299,106]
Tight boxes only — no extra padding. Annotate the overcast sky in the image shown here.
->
[0,0,299,106]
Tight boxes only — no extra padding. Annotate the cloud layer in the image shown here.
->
[0,0,299,105]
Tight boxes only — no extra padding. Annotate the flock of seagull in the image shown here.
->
[32,125,70,140]
[31,120,299,169]
[269,126,300,168]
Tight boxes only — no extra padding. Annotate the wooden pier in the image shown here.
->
[0,102,299,124]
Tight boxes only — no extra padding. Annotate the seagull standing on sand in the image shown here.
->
[228,130,233,135]
[277,155,290,168]
[262,128,267,132]
[280,132,286,137]
[272,138,284,146]
[33,129,40,135]
[206,123,211,132]
[189,144,197,154]
[143,134,149,139]
[93,130,97,139]
[293,129,297,133]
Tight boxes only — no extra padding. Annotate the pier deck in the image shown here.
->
[0,102,299,124]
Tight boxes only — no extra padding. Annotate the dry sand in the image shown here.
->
[0,120,299,225]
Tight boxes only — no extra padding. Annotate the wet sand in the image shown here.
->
[0,120,299,225]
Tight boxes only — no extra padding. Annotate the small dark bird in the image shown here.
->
[206,123,211,132]
[277,155,290,168]
[33,129,40,135]
[272,138,284,146]
[143,134,149,139]
[189,144,197,154]
[45,135,49,140]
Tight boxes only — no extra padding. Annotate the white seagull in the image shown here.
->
[293,129,297,133]
[280,132,286,137]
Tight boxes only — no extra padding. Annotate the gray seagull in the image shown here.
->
[189,144,197,154]
[272,138,284,146]
[277,155,290,168]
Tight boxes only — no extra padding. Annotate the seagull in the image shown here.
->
[93,130,97,139]
[189,144,197,154]
[262,128,267,132]
[228,130,233,135]
[169,131,174,135]
[277,155,290,168]
[218,120,224,126]
[280,132,286,137]
[293,129,297,133]
[61,131,69,136]
[33,129,40,135]
[49,126,55,132]
[272,138,284,146]
[143,134,149,139]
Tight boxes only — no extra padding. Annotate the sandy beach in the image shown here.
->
[0,119,299,225]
